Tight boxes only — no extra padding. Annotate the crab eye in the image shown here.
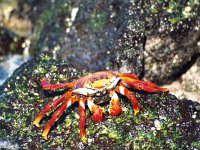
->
[100,74,105,79]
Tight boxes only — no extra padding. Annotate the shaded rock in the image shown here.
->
[164,56,200,103]
[30,0,145,75]
[17,0,52,24]
[0,27,30,85]
[28,0,200,84]
[144,0,200,84]
[0,53,199,149]
[0,27,25,57]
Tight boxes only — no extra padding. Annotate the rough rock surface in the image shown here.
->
[144,0,200,84]
[165,56,200,103]
[29,0,200,84]
[30,0,144,75]
[0,54,199,149]
[0,27,27,85]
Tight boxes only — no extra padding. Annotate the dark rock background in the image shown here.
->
[144,1,200,84]
[30,0,145,74]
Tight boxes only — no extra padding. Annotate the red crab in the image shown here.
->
[33,71,168,143]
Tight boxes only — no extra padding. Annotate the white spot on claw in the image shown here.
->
[119,86,125,95]
[80,101,85,109]
[67,101,71,108]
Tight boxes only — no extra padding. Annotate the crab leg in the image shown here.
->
[115,86,140,115]
[41,92,75,140]
[109,91,122,116]
[121,80,169,92]
[114,72,138,79]
[79,97,87,144]
[87,97,103,124]
[33,94,66,127]
[41,79,74,90]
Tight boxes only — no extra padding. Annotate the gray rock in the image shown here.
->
[144,1,200,84]
[30,0,144,75]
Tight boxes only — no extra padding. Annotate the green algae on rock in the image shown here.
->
[0,53,200,149]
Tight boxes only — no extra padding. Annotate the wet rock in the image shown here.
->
[0,54,26,85]
[0,27,29,85]
[144,1,200,84]
[30,0,145,75]
[0,53,199,149]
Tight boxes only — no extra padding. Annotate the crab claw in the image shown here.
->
[91,108,103,124]
[41,79,50,90]
[109,101,122,116]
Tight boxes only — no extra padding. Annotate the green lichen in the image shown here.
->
[51,65,58,72]
[115,117,123,124]
[41,54,51,61]
[88,12,106,32]
[0,101,8,108]
[191,141,200,149]
[145,0,198,25]
[36,65,47,74]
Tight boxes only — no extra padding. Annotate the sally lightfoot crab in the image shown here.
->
[33,71,168,143]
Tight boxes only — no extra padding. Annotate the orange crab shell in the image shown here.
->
[72,71,121,96]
